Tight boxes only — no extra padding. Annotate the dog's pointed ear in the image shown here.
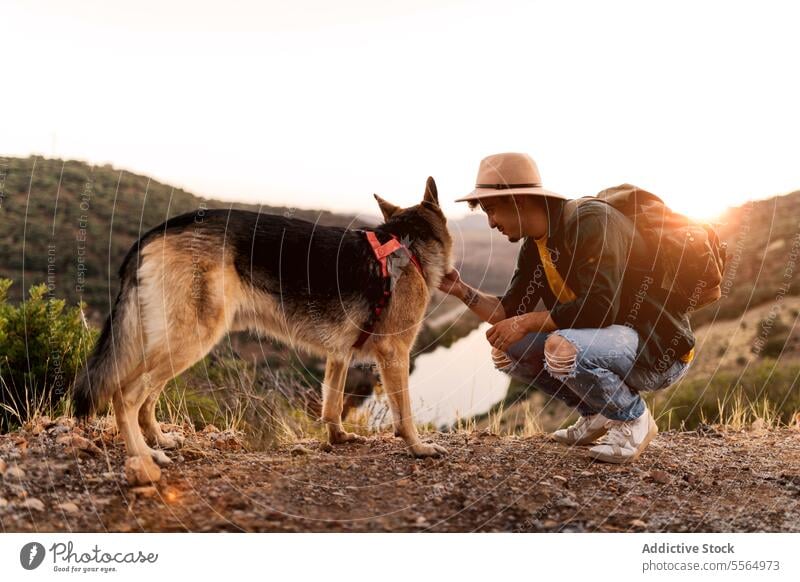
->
[374,194,400,221]
[423,176,439,206]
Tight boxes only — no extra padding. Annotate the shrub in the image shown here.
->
[647,358,800,430]
[0,279,96,430]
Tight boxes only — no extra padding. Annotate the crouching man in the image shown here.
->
[439,152,695,463]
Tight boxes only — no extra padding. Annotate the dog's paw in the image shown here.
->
[330,431,367,445]
[410,441,448,458]
[149,449,173,467]
[157,432,185,450]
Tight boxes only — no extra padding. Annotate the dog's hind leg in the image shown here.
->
[112,365,170,465]
[138,388,185,450]
[321,352,365,445]
[375,347,447,458]
[132,337,223,464]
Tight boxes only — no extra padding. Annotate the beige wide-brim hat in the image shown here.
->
[455,152,570,202]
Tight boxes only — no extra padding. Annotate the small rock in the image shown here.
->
[415,516,429,525]
[57,502,80,513]
[125,456,161,486]
[555,497,579,509]
[21,497,45,511]
[56,416,75,428]
[319,442,333,453]
[181,447,210,460]
[0,497,8,509]
[291,444,312,456]
[749,418,766,432]
[202,424,220,433]
[396,478,411,486]
[696,423,723,437]
[130,486,159,498]
[211,431,243,450]
[650,470,670,484]
[3,465,25,479]
[630,519,647,528]
[56,434,103,456]
[552,475,568,486]
[0,458,6,474]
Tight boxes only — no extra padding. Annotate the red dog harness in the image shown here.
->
[352,230,424,349]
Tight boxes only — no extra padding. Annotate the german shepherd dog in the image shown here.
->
[73,178,452,465]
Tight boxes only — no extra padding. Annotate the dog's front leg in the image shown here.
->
[321,353,365,445]
[376,349,447,458]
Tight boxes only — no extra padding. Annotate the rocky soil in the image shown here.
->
[1,417,799,532]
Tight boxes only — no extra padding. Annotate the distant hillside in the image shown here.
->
[0,156,372,315]
[691,193,800,327]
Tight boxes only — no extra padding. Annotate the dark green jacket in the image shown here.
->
[499,198,695,373]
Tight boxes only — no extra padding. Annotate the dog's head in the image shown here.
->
[373,177,453,285]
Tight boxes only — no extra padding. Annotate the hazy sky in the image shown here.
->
[1,0,798,220]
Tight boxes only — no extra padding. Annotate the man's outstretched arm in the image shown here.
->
[437,269,507,324]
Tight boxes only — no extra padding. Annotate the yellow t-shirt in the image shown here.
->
[533,235,576,304]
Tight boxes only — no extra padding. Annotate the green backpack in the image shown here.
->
[563,184,728,311]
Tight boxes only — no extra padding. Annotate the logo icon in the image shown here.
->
[20,542,46,570]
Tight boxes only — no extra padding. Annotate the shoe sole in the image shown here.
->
[551,426,609,446]
[587,418,658,464]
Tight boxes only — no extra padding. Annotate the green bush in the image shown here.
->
[0,279,97,430]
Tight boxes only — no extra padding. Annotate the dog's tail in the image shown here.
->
[72,245,143,419]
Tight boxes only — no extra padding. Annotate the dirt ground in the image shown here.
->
[1,418,799,532]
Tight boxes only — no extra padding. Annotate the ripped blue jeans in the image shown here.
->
[495,325,691,421]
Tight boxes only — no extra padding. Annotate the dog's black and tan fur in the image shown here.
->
[73,178,453,464]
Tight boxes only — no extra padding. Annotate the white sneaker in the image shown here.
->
[551,413,610,445]
[588,407,658,464]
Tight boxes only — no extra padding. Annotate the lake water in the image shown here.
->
[368,322,511,427]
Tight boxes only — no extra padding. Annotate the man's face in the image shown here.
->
[479,196,527,242]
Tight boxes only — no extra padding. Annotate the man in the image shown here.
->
[438,152,695,463]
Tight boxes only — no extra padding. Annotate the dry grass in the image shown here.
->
[702,392,783,430]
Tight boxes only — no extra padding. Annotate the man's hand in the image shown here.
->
[486,316,529,351]
[437,268,464,297]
